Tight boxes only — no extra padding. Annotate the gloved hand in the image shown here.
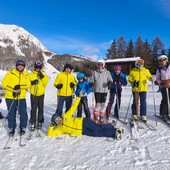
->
[70,82,75,88]
[14,84,20,90]
[107,80,112,89]
[90,82,94,87]
[13,90,20,97]
[150,77,154,82]
[154,80,159,85]
[0,98,2,103]
[38,71,44,79]
[31,79,38,85]
[79,90,87,97]
[113,76,118,83]
[119,77,124,84]
[131,80,139,88]
[56,84,63,89]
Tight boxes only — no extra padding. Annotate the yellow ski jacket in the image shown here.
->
[48,97,82,137]
[54,71,77,96]
[29,70,49,96]
[128,67,152,92]
[2,68,31,99]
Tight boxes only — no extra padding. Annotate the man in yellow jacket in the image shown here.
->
[29,61,49,131]
[128,59,153,122]
[2,60,31,136]
[53,63,77,120]
[48,95,123,140]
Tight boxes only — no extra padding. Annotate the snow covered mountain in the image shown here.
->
[0,24,95,72]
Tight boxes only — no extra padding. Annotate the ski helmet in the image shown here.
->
[64,63,73,70]
[77,72,85,80]
[34,61,43,69]
[114,65,121,71]
[52,115,63,126]
[158,55,168,61]
[135,59,144,69]
[97,59,105,68]
[16,60,25,67]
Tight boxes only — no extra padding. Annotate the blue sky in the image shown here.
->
[1,0,170,60]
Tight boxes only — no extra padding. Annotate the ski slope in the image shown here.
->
[0,70,170,170]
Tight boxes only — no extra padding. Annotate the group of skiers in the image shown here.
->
[1,54,170,140]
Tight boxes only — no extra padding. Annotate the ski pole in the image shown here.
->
[123,93,132,123]
[115,83,120,119]
[5,98,16,120]
[151,81,157,126]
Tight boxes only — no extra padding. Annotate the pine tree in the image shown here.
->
[106,39,117,59]
[117,36,126,58]
[135,36,143,57]
[126,39,134,58]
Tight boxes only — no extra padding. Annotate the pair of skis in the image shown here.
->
[4,135,26,149]
[27,129,43,141]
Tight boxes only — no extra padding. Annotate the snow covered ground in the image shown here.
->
[0,69,170,170]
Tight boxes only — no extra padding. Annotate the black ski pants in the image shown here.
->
[160,88,170,117]
[77,97,90,118]
[30,94,44,126]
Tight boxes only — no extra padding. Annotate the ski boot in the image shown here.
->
[141,116,147,123]
[0,112,4,119]
[30,124,35,132]
[100,111,105,124]
[115,128,124,140]
[9,128,15,137]
[93,110,99,124]
[20,128,26,136]
[133,115,138,122]
[37,123,42,130]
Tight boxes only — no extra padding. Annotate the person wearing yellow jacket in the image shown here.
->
[48,95,123,140]
[2,60,31,136]
[128,59,153,122]
[53,63,77,120]
[29,61,49,131]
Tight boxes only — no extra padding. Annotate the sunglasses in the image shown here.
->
[159,59,167,62]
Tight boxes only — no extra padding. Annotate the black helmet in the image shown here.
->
[16,60,26,67]
[64,63,73,70]
[34,61,43,69]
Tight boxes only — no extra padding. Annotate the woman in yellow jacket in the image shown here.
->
[128,59,153,122]
[53,63,77,118]
[2,60,31,136]
[29,61,49,131]
[48,95,122,140]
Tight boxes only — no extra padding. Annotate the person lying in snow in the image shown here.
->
[48,93,123,140]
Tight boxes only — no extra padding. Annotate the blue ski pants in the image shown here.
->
[6,99,28,130]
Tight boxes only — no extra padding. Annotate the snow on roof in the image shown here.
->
[105,57,140,63]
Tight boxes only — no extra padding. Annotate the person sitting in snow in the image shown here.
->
[106,65,127,123]
[128,59,153,122]
[48,94,123,140]
[75,72,92,118]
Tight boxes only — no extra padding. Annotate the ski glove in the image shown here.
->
[13,91,20,97]
[107,80,112,88]
[56,84,63,89]
[0,98,2,103]
[70,82,75,89]
[38,71,44,79]
[31,79,38,85]
[14,84,20,90]
[90,82,94,87]
[131,80,139,88]
[79,90,87,97]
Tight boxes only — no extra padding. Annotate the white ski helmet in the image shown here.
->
[158,55,168,61]
[97,59,105,68]
[135,59,144,69]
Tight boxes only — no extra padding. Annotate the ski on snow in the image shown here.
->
[140,120,157,131]
[4,136,13,149]
[130,119,139,141]
[155,115,170,128]
[27,129,43,141]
